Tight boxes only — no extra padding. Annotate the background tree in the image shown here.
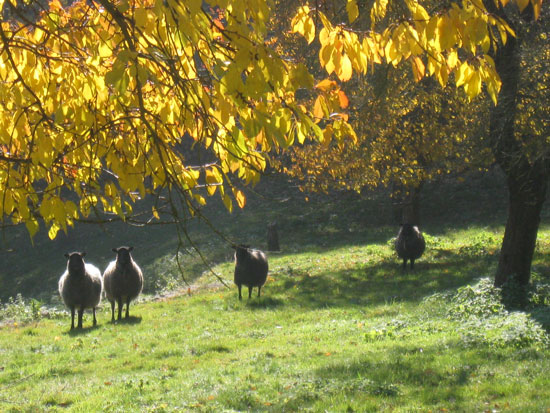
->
[269,0,495,224]
[281,66,491,224]
[289,0,546,287]
[1,0,545,289]
[481,1,549,287]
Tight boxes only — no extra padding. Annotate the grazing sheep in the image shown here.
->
[233,245,269,300]
[103,246,143,321]
[58,252,103,330]
[394,223,426,270]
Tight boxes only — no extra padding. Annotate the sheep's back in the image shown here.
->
[234,250,268,287]
[395,232,425,260]
[103,260,143,302]
[59,264,103,309]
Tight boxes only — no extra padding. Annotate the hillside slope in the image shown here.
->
[1,216,550,411]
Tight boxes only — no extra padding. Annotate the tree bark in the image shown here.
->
[267,222,280,252]
[391,182,422,225]
[496,168,547,286]
[485,7,549,287]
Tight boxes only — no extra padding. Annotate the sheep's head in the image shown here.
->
[232,244,250,262]
[65,251,86,274]
[113,246,134,266]
[400,223,419,236]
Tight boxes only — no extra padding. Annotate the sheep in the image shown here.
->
[394,223,426,270]
[58,252,103,330]
[233,245,268,300]
[103,246,143,321]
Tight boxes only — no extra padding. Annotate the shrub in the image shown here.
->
[0,294,64,324]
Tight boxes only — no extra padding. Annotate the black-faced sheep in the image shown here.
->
[58,252,103,330]
[103,246,143,321]
[394,223,426,270]
[233,245,268,300]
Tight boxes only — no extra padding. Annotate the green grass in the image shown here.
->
[2,225,550,411]
[1,171,550,411]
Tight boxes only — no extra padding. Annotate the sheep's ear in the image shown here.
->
[112,248,118,253]
[128,246,134,252]
[81,252,87,257]
[231,245,237,250]
[64,253,70,259]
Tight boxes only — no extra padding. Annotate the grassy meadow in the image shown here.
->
[1,171,550,412]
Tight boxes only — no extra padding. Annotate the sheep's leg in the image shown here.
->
[77,308,83,329]
[402,259,407,269]
[92,307,97,326]
[117,297,123,321]
[125,297,130,318]
[258,286,261,298]
[70,307,75,330]
[237,285,242,301]
[410,259,415,270]
[110,301,115,322]
[248,286,252,299]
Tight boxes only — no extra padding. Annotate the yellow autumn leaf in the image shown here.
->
[48,222,61,240]
[25,218,39,239]
[338,90,349,109]
[411,56,425,82]
[437,17,455,50]
[291,6,315,44]
[319,27,330,46]
[532,0,542,19]
[346,0,359,23]
[447,50,459,69]
[313,95,326,121]
[315,79,337,92]
[152,206,160,220]
[222,193,233,212]
[233,188,246,208]
[464,70,482,99]
[336,54,353,81]
[456,61,472,87]
[515,0,530,11]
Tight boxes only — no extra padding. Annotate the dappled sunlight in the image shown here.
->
[257,236,501,310]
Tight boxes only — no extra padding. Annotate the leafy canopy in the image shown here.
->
[292,0,542,104]
[0,0,335,239]
[0,0,543,239]
[284,0,542,192]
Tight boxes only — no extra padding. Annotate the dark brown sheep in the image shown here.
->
[394,224,426,270]
[103,246,144,321]
[233,245,268,300]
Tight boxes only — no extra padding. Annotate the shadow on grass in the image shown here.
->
[268,251,498,309]
[191,344,232,357]
[311,342,474,408]
[112,315,143,325]
[245,296,284,309]
[66,324,100,336]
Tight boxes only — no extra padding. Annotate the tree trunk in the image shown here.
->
[485,6,549,287]
[391,182,422,225]
[267,222,280,252]
[495,169,547,287]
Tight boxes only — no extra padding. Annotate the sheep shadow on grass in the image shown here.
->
[112,315,143,325]
[66,324,100,336]
[244,296,284,309]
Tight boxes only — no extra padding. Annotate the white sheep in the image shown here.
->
[103,246,143,321]
[233,245,268,300]
[58,252,103,330]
